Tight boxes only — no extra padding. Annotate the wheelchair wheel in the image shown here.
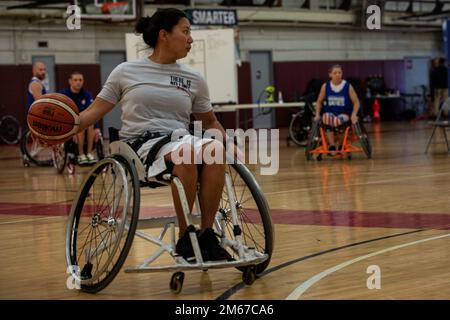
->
[52,143,67,174]
[0,115,21,145]
[288,110,311,147]
[66,154,140,293]
[20,130,53,166]
[217,163,274,274]
[95,136,106,160]
[305,121,321,160]
[354,121,372,159]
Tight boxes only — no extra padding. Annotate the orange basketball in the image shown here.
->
[27,93,80,145]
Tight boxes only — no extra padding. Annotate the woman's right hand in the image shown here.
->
[313,115,321,122]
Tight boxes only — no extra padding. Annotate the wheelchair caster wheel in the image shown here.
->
[67,163,75,175]
[347,154,352,160]
[242,266,256,286]
[317,154,323,161]
[23,162,30,167]
[170,272,184,294]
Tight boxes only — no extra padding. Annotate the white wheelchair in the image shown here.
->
[65,129,274,294]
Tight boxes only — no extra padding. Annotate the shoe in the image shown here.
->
[175,228,207,262]
[78,154,88,165]
[327,145,336,156]
[86,153,97,164]
[199,228,234,262]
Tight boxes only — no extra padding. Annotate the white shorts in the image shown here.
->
[322,112,350,127]
[136,132,214,178]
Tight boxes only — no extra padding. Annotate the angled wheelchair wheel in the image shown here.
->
[95,136,106,160]
[305,121,321,160]
[354,121,372,159]
[0,115,21,145]
[217,163,274,274]
[20,130,53,166]
[288,110,311,147]
[52,143,67,174]
[66,154,140,293]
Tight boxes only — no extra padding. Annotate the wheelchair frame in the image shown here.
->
[66,140,274,294]
[20,129,53,167]
[305,120,372,161]
[288,97,315,147]
[52,134,106,174]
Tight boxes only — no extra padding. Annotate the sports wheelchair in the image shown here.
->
[65,128,274,294]
[53,132,106,174]
[305,119,372,161]
[288,95,316,147]
[20,129,53,167]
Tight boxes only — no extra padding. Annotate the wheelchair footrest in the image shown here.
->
[123,254,268,273]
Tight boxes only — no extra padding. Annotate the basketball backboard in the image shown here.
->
[73,0,137,21]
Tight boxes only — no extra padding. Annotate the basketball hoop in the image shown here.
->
[101,2,129,15]
[73,0,137,21]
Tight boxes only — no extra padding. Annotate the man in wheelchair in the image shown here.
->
[314,64,360,154]
[59,71,98,165]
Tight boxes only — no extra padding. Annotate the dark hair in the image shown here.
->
[69,71,83,79]
[135,8,188,48]
[328,64,343,73]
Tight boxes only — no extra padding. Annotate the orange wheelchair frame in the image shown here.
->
[306,120,372,161]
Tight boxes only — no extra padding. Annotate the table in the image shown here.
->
[213,102,306,128]
[365,95,407,120]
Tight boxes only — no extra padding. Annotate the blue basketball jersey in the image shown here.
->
[323,80,352,115]
[26,77,47,111]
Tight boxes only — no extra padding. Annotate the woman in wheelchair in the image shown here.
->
[314,64,360,153]
[70,8,233,263]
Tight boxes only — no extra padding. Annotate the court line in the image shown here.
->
[215,228,425,300]
[286,232,450,300]
[0,216,62,225]
[264,172,450,196]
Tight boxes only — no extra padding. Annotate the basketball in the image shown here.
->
[27,93,80,145]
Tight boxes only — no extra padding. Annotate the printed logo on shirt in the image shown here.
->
[170,75,191,91]
[328,96,345,107]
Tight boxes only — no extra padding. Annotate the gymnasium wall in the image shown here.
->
[0,19,441,64]
[0,18,442,129]
[0,64,101,128]
[239,26,441,62]
[273,60,405,127]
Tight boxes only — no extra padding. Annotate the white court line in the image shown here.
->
[0,216,62,226]
[265,172,450,196]
[286,232,450,300]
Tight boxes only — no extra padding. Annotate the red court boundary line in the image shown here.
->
[1,202,449,229]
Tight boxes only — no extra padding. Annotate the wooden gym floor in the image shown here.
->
[1,121,450,300]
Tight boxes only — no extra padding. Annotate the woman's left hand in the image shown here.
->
[351,113,358,124]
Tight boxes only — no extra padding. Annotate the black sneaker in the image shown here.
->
[327,145,336,156]
[175,228,208,262]
[199,228,234,262]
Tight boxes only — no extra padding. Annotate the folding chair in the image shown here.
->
[425,97,450,153]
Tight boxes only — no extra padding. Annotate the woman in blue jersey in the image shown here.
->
[314,64,360,152]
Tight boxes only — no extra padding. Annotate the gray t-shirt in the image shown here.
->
[98,57,212,139]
